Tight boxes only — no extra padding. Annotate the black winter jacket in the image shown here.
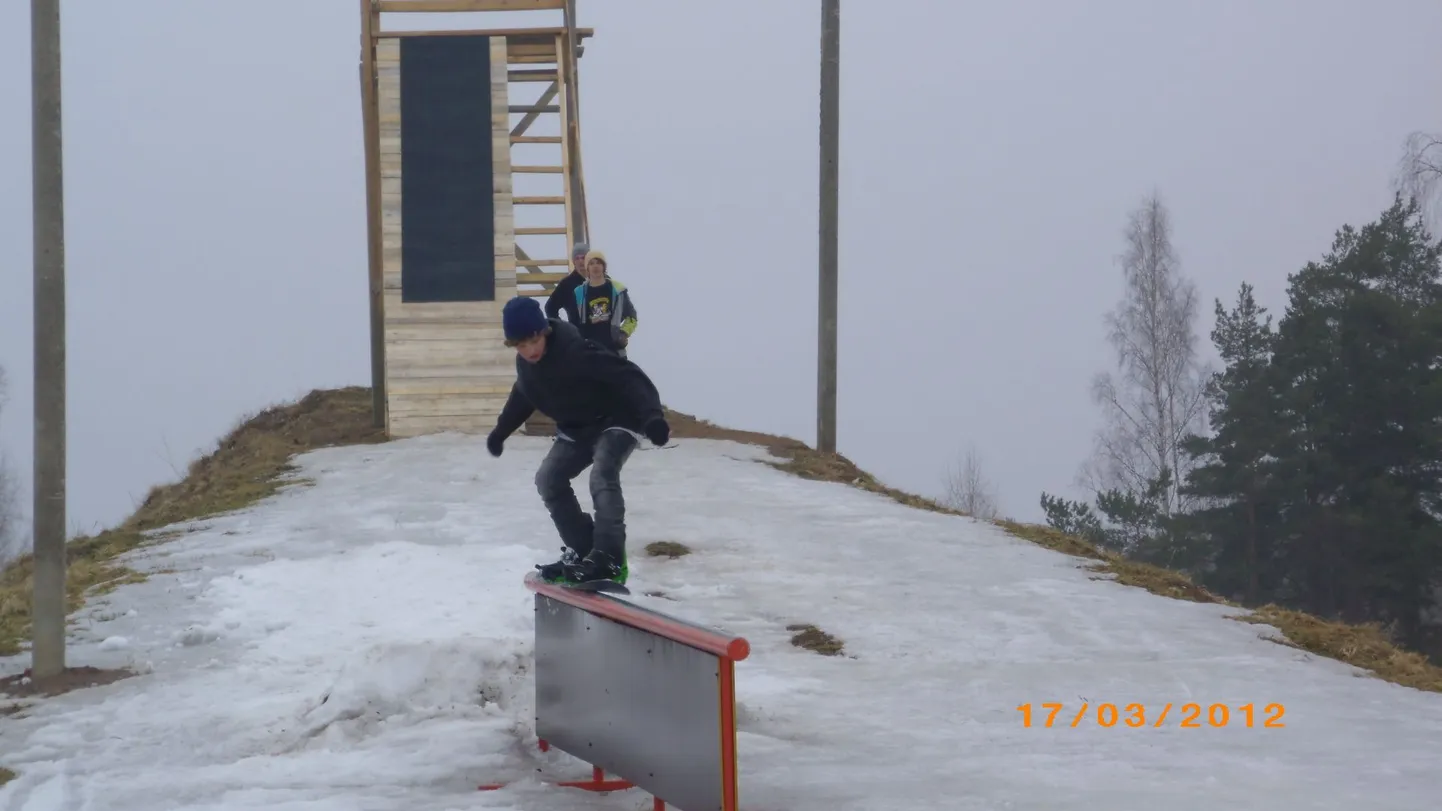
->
[492,318,665,444]
[543,272,585,325]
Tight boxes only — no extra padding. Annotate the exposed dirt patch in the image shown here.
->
[0,387,387,656]
[644,541,692,558]
[0,665,136,698]
[0,767,14,787]
[787,623,844,656]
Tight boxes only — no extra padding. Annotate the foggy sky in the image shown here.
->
[2,0,1440,549]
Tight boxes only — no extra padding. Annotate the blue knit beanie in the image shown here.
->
[502,296,547,341]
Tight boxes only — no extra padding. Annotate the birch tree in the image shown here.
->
[1395,130,1442,229]
[1081,192,1210,516]
[942,444,1000,519]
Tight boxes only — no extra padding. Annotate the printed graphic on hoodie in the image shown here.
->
[586,284,613,324]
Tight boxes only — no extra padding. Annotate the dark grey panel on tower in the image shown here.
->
[398,34,496,303]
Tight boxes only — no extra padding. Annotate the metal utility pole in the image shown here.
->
[817,0,839,454]
[31,0,67,679]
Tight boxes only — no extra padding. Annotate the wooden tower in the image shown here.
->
[358,0,591,438]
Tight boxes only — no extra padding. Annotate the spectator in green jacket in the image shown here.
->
[573,250,638,357]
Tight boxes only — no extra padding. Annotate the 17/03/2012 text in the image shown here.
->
[1017,702,1286,729]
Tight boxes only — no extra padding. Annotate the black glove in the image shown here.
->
[644,418,670,447]
[487,429,505,457]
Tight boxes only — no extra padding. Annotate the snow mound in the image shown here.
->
[287,638,533,752]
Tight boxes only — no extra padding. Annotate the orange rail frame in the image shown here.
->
[477,576,750,810]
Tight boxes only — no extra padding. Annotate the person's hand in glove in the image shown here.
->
[487,428,506,457]
[644,417,670,447]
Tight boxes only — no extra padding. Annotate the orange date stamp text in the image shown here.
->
[1016,702,1285,728]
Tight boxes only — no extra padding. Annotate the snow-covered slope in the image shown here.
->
[2,435,1440,811]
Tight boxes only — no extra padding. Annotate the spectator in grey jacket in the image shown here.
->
[544,240,590,324]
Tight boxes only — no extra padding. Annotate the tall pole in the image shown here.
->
[359,0,385,429]
[31,0,67,679]
[817,0,839,454]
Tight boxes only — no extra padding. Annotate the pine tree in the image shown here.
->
[1266,195,1442,636]
[1178,283,1284,602]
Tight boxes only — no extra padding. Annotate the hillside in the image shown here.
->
[1,387,1441,808]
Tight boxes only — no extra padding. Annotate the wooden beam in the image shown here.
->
[516,226,567,234]
[509,53,564,64]
[513,165,562,173]
[514,272,570,284]
[514,243,544,275]
[508,42,559,59]
[510,81,557,137]
[561,0,587,243]
[359,0,387,429]
[508,69,558,82]
[555,31,577,259]
[514,196,565,204]
[511,135,561,144]
[509,104,558,114]
[376,27,594,39]
[377,0,565,12]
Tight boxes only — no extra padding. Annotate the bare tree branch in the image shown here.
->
[1081,192,1211,515]
[1395,130,1442,228]
[941,444,1000,520]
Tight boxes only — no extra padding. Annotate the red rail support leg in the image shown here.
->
[478,742,664,806]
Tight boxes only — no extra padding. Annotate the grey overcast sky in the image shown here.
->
[2,0,1441,546]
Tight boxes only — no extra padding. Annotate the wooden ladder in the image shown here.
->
[506,22,588,299]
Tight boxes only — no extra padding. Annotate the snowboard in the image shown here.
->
[560,579,631,596]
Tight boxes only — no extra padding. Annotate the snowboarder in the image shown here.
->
[486,295,671,587]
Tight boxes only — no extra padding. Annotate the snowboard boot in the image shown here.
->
[535,546,585,583]
[564,548,628,587]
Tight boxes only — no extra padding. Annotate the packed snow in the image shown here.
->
[2,434,1441,810]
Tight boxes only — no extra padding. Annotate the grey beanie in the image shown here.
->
[571,241,590,256]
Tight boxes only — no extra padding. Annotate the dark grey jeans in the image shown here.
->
[534,428,640,561]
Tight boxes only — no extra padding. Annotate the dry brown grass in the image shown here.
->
[994,520,1221,604]
[787,623,845,656]
[663,407,1442,692]
[0,387,386,657]
[1234,606,1442,693]
[0,767,14,787]
[990,522,1442,691]
[644,541,691,558]
[664,409,968,516]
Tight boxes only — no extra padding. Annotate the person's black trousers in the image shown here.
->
[533,428,640,561]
